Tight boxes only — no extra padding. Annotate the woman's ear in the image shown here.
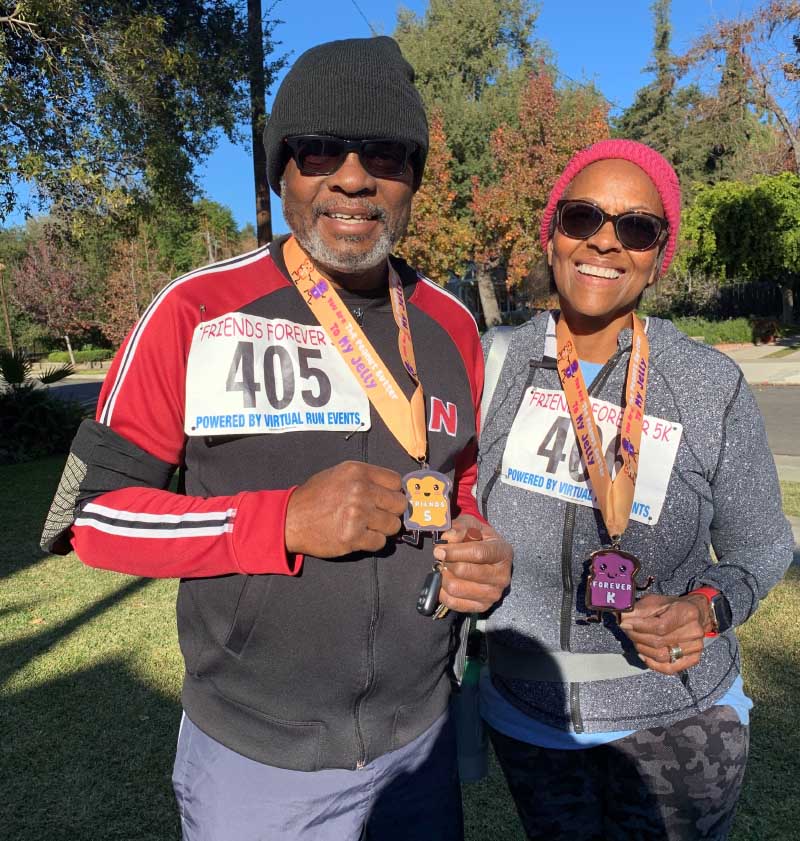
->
[546,238,554,267]
[647,246,666,287]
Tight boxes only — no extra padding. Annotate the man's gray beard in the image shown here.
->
[281,178,409,274]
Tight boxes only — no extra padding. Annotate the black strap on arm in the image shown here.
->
[40,419,175,554]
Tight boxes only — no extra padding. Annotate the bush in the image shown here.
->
[751,317,782,344]
[0,388,87,464]
[641,271,722,319]
[670,317,754,345]
[47,349,113,363]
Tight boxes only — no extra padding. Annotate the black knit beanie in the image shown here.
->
[264,36,428,196]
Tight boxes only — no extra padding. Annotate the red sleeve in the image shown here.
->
[72,486,301,578]
[71,252,303,579]
[452,439,485,523]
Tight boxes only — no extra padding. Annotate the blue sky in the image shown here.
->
[201,0,761,236]
[6,0,763,230]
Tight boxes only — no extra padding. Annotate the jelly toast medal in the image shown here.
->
[586,547,653,623]
[556,313,654,621]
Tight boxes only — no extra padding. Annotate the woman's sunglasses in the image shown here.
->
[556,199,668,251]
[284,135,417,180]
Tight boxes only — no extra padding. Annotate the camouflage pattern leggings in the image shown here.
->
[488,705,749,841]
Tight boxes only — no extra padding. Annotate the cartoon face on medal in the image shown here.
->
[585,547,653,622]
[402,469,452,543]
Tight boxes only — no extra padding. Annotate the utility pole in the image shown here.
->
[248,0,272,245]
[0,262,15,353]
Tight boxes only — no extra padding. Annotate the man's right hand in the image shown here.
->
[285,461,407,558]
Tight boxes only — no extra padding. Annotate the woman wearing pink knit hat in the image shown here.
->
[475,139,792,839]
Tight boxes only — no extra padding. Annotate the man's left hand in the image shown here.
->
[432,514,512,614]
[618,593,713,675]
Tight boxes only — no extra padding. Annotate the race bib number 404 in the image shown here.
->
[184,313,370,435]
[501,387,683,525]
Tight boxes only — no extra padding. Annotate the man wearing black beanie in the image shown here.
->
[42,36,511,841]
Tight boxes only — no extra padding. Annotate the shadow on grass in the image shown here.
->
[2,659,182,841]
[1,455,68,577]
[732,647,800,840]
[0,577,151,684]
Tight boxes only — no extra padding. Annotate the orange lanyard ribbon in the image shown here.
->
[555,313,649,542]
[283,236,428,463]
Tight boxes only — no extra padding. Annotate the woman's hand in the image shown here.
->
[618,593,714,675]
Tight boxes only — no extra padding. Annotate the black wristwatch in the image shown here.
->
[690,587,733,635]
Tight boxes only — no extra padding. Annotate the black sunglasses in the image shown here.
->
[284,135,416,180]
[556,199,668,251]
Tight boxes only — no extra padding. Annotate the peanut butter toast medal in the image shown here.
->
[402,469,452,543]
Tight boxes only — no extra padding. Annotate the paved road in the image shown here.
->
[49,379,800,458]
[752,385,800,457]
[49,378,103,408]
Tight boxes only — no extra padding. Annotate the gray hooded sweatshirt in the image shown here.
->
[478,311,794,734]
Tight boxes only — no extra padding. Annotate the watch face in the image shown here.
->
[711,594,733,633]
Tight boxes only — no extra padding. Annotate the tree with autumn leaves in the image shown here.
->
[400,70,609,326]
[398,113,474,284]
[472,70,609,290]
[9,231,95,364]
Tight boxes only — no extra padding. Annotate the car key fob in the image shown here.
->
[417,566,443,616]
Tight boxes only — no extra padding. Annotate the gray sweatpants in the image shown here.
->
[172,710,463,841]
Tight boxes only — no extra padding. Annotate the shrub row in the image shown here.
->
[0,389,87,464]
[670,316,783,345]
[47,349,113,363]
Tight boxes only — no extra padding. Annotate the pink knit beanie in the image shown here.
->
[539,139,681,275]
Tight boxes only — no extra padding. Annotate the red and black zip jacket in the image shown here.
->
[64,237,484,771]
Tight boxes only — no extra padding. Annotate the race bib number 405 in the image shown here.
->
[501,388,682,525]
[184,314,370,435]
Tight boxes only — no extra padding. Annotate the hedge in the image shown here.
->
[47,349,113,363]
[672,316,780,345]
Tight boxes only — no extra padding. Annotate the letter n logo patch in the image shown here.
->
[428,397,458,437]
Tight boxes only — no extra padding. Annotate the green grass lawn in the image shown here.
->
[3,456,799,840]
[781,481,800,518]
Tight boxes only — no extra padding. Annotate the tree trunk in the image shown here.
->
[476,262,502,328]
[142,226,155,300]
[0,262,14,353]
[204,228,216,263]
[64,334,76,367]
[248,0,272,246]
[780,284,795,326]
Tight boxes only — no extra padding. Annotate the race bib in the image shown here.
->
[501,388,682,525]
[184,313,370,435]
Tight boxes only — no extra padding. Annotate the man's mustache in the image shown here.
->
[311,201,387,222]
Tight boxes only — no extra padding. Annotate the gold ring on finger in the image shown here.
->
[668,644,684,663]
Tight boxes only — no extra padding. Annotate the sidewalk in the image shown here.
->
[717,342,800,386]
[717,348,800,560]
[774,454,800,483]
[31,362,109,381]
